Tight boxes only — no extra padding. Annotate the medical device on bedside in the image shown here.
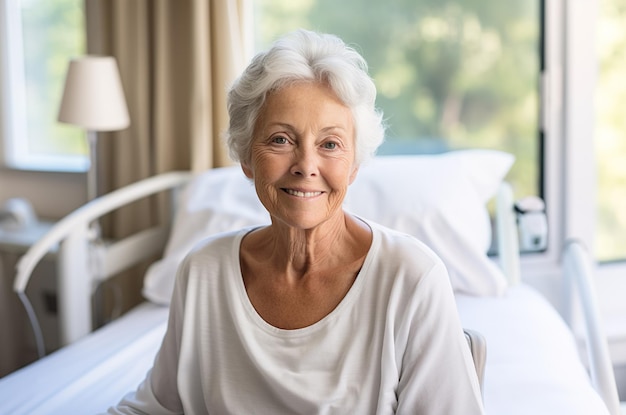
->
[515,196,548,252]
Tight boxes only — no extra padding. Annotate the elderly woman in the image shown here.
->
[107,30,483,414]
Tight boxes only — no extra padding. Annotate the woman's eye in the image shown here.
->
[271,136,288,145]
[323,141,337,150]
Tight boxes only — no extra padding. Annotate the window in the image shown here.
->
[253,0,542,201]
[0,0,86,171]
[595,0,626,262]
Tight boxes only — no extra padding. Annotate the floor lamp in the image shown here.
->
[57,56,130,201]
[57,56,130,329]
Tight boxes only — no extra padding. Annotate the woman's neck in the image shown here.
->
[243,211,371,280]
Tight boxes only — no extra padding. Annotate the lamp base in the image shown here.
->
[87,130,98,202]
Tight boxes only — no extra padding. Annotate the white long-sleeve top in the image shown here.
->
[107,221,484,414]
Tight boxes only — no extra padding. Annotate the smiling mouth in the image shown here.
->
[283,188,323,198]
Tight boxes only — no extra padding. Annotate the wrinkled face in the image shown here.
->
[242,82,358,230]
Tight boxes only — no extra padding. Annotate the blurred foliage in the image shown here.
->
[21,0,86,156]
[254,0,540,199]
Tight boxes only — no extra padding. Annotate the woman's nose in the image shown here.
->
[290,147,319,177]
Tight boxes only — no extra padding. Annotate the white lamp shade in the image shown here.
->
[58,56,130,131]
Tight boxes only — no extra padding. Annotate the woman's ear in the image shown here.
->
[241,161,254,179]
[348,164,359,185]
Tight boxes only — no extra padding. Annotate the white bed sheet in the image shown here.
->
[456,283,609,415]
[0,302,168,415]
[0,285,609,415]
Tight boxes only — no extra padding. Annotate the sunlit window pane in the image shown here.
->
[595,0,626,262]
[3,0,86,170]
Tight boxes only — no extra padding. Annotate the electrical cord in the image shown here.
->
[17,291,46,359]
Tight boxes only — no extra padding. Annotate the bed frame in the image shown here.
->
[14,171,191,346]
[10,171,621,414]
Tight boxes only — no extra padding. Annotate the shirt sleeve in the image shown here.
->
[395,260,485,415]
[104,262,189,415]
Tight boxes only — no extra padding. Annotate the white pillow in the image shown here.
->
[143,149,514,304]
[344,149,514,296]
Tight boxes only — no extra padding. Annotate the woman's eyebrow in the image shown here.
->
[320,125,348,133]
[263,122,296,131]
[263,123,348,134]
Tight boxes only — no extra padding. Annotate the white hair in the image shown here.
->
[225,29,385,165]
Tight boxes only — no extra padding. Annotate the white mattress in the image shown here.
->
[456,284,609,414]
[0,285,610,414]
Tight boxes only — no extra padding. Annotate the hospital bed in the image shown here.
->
[0,150,620,414]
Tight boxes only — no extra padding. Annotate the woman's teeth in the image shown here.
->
[285,189,322,198]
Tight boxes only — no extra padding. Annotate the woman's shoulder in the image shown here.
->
[174,227,254,291]
[361,219,450,290]
[360,220,453,312]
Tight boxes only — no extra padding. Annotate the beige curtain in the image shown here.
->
[84,0,247,316]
